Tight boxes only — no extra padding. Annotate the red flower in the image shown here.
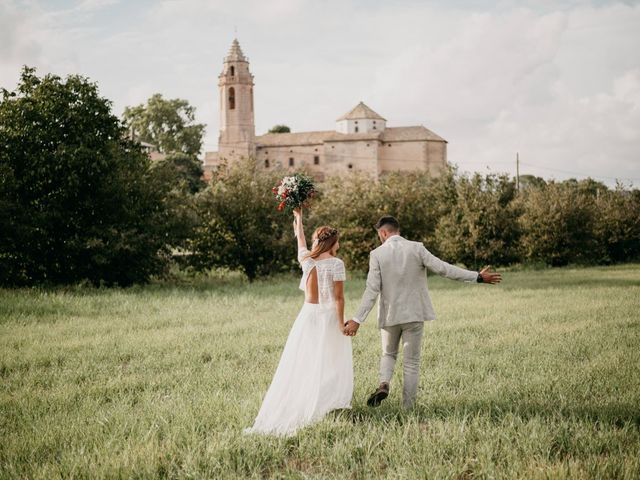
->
[277,201,286,211]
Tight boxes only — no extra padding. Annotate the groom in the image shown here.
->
[343,216,501,409]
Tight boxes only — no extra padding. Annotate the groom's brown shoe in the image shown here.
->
[366,383,389,407]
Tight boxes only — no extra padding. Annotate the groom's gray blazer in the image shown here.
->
[353,235,478,328]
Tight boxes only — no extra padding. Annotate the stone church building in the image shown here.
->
[204,39,448,180]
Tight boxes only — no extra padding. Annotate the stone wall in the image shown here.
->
[324,140,379,177]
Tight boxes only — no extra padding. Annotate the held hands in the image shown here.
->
[343,319,360,337]
[479,266,502,285]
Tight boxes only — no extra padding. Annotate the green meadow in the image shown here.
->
[1,265,639,479]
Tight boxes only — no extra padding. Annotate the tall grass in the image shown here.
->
[1,265,639,478]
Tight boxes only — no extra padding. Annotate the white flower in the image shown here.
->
[282,176,300,192]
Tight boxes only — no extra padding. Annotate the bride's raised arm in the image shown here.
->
[293,208,307,251]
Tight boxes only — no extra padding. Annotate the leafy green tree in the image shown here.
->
[268,124,291,134]
[572,178,608,197]
[519,181,602,266]
[309,173,383,270]
[188,159,294,281]
[435,173,521,268]
[518,174,546,190]
[146,155,201,259]
[310,170,456,270]
[594,185,640,263]
[0,67,172,286]
[153,153,206,195]
[123,93,205,155]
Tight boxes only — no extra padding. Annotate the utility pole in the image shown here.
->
[516,152,520,191]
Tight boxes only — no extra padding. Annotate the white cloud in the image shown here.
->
[1,0,639,185]
[0,1,45,86]
[75,0,120,12]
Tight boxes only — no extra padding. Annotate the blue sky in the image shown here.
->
[2,0,640,185]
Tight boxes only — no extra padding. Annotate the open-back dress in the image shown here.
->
[244,247,353,436]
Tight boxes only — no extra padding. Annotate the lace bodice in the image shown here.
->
[298,248,346,304]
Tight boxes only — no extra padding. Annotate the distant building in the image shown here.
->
[204,39,447,180]
[128,126,166,162]
[138,141,166,162]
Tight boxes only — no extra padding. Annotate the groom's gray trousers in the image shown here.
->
[379,321,424,409]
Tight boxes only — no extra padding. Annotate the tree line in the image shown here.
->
[1,68,638,286]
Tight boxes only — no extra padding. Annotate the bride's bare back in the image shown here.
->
[306,267,319,304]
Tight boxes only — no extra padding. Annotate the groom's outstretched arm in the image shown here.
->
[352,253,382,324]
[420,245,479,282]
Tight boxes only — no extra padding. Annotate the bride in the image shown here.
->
[245,208,353,436]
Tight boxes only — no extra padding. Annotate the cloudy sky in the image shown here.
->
[2,0,639,185]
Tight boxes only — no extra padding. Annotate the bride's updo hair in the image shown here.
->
[306,226,339,260]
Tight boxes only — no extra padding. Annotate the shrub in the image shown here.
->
[435,173,521,269]
[519,181,602,266]
[188,160,295,281]
[594,185,640,263]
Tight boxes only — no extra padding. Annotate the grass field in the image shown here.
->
[1,264,639,479]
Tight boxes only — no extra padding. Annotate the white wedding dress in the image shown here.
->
[245,248,353,436]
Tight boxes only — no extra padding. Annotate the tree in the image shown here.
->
[153,153,206,195]
[268,124,291,134]
[518,174,546,190]
[146,154,202,258]
[123,94,205,156]
[435,173,521,268]
[188,159,294,281]
[519,181,602,266]
[309,169,456,270]
[0,67,173,286]
[594,185,640,263]
[309,173,384,271]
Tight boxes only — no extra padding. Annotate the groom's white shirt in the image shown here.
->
[353,235,478,328]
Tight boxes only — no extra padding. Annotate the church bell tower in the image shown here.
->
[218,39,256,162]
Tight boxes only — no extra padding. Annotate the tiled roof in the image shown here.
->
[323,131,382,142]
[381,126,446,142]
[255,125,446,147]
[256,131,333,147]
[336,102,386,121]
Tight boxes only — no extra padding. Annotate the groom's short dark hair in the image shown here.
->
[375,216,400,232]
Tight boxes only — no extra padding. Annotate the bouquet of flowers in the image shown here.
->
[272,173,316,213]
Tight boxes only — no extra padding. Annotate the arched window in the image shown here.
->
[250,88,254,112]
[228,87,235,110]
[230,66,235,76]
[355,126,359,133]
[265,159,270,168]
